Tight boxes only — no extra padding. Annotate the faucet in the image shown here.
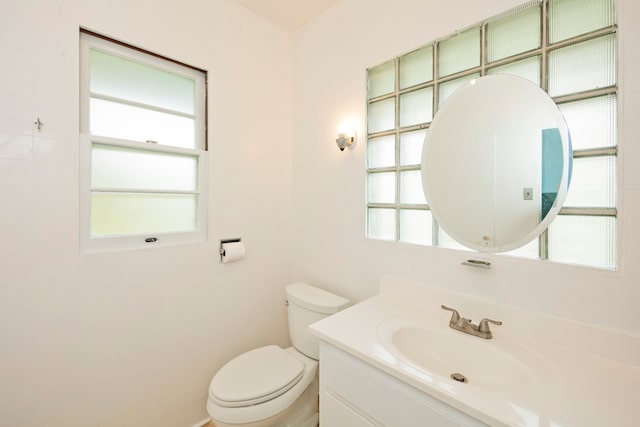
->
[441,305,502,339]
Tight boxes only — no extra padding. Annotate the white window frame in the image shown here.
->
[79,31,208,253]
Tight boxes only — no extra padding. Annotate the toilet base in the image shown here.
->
[209,377,318,427]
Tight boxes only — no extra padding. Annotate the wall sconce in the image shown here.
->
[336,126,357,151]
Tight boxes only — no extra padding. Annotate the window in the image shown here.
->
[79,30,207,252]
[366,0,617,269]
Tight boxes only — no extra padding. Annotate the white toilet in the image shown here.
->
[207,282,350,427]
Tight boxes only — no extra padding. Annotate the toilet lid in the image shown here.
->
[210,345,304,407]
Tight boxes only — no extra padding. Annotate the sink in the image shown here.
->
[378,314,554,393]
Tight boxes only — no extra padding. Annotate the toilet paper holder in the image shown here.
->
[219,238,242,262]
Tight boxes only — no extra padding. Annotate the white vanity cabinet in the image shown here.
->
[319,342,488,427]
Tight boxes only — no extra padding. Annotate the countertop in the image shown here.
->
[309,278,640,427]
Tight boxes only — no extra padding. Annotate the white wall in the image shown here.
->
[0,0,293,425]
[291,0,640,333]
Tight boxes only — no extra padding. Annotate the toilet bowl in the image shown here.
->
[207,283,350,427]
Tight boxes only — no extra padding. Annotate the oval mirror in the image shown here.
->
[421,75,572,253]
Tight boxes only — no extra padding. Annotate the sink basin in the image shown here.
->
[378,314,553,393]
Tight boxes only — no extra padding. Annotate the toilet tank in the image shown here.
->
[286,282,350,360]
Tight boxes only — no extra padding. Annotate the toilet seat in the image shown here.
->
[210,345,304,407]
[208,346,319,425]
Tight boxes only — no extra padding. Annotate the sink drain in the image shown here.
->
[450,373,468,383]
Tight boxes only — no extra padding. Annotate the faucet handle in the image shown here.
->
[478,318,502,333]
[441,305,460,323]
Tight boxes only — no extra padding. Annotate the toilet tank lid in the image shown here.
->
[286,282,350,314]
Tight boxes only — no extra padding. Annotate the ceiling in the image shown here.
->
[232,0,342,31]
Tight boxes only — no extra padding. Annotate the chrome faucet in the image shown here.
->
[441,305,502,339]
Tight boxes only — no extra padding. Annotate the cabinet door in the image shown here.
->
[321,390,377,427]
[320,343,489,427]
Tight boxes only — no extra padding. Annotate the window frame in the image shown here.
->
[365,0,618,269]
[79,30,208,253]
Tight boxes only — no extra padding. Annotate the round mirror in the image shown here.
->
[421,75,572,253]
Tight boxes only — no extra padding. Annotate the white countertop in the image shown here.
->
[310,277,640,427]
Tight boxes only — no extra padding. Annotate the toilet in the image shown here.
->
[207,282,350,427]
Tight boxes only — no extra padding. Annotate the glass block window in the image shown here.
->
[400,46,433,90]
[400,88,433,127]
[548,215,617,269]
[439,73,479,106]
[367,60,395,98]
[438,27,481,77]
[366,0,618,269]
[80,30,207,252]
[367,135,396,168]
[548,34,617,97]
[399,130,426,166]
[367,98,396,133]
[558,94,617,150]
[367,172,396,204]
[399,209,433,245]
[487,55,541,86]
[486,3,541,62]
[368,208,396,240]
[548,0,616,43]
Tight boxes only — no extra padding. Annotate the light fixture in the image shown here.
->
[336,125,357,151]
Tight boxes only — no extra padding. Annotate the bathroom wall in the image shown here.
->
[291,0,640,333]
[0,0,293,425]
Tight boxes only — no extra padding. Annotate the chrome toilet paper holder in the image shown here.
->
[219,238,242,262]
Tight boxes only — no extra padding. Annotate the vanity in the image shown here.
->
[310,276,640,426]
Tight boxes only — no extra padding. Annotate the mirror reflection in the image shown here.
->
[421,75,572,253]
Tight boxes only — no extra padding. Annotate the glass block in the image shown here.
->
[90,48,195,115]
[367,208,396,240]
[486,2,541,62]
[438,226,469,250]
[367,172,396,204]
[368,98,396,134]
[368,60,395,99]
[399,170,426,205]
[92,143,197,191]
[549,0,616,43]
[92,192,197,236]
[564,155,616,208]
[558,94,617,150]
[400,130,426,166]
[400,45,433,89]
[548,34,616,97]
[503,237,539,259]
[487,56,541,86]
[438,74,479,107]
[399,87,433,128]
[367,135,396,169]
[90,98,195,149]
[548,215,616,269]
[399,209,432,245]
[438,27,481,77]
